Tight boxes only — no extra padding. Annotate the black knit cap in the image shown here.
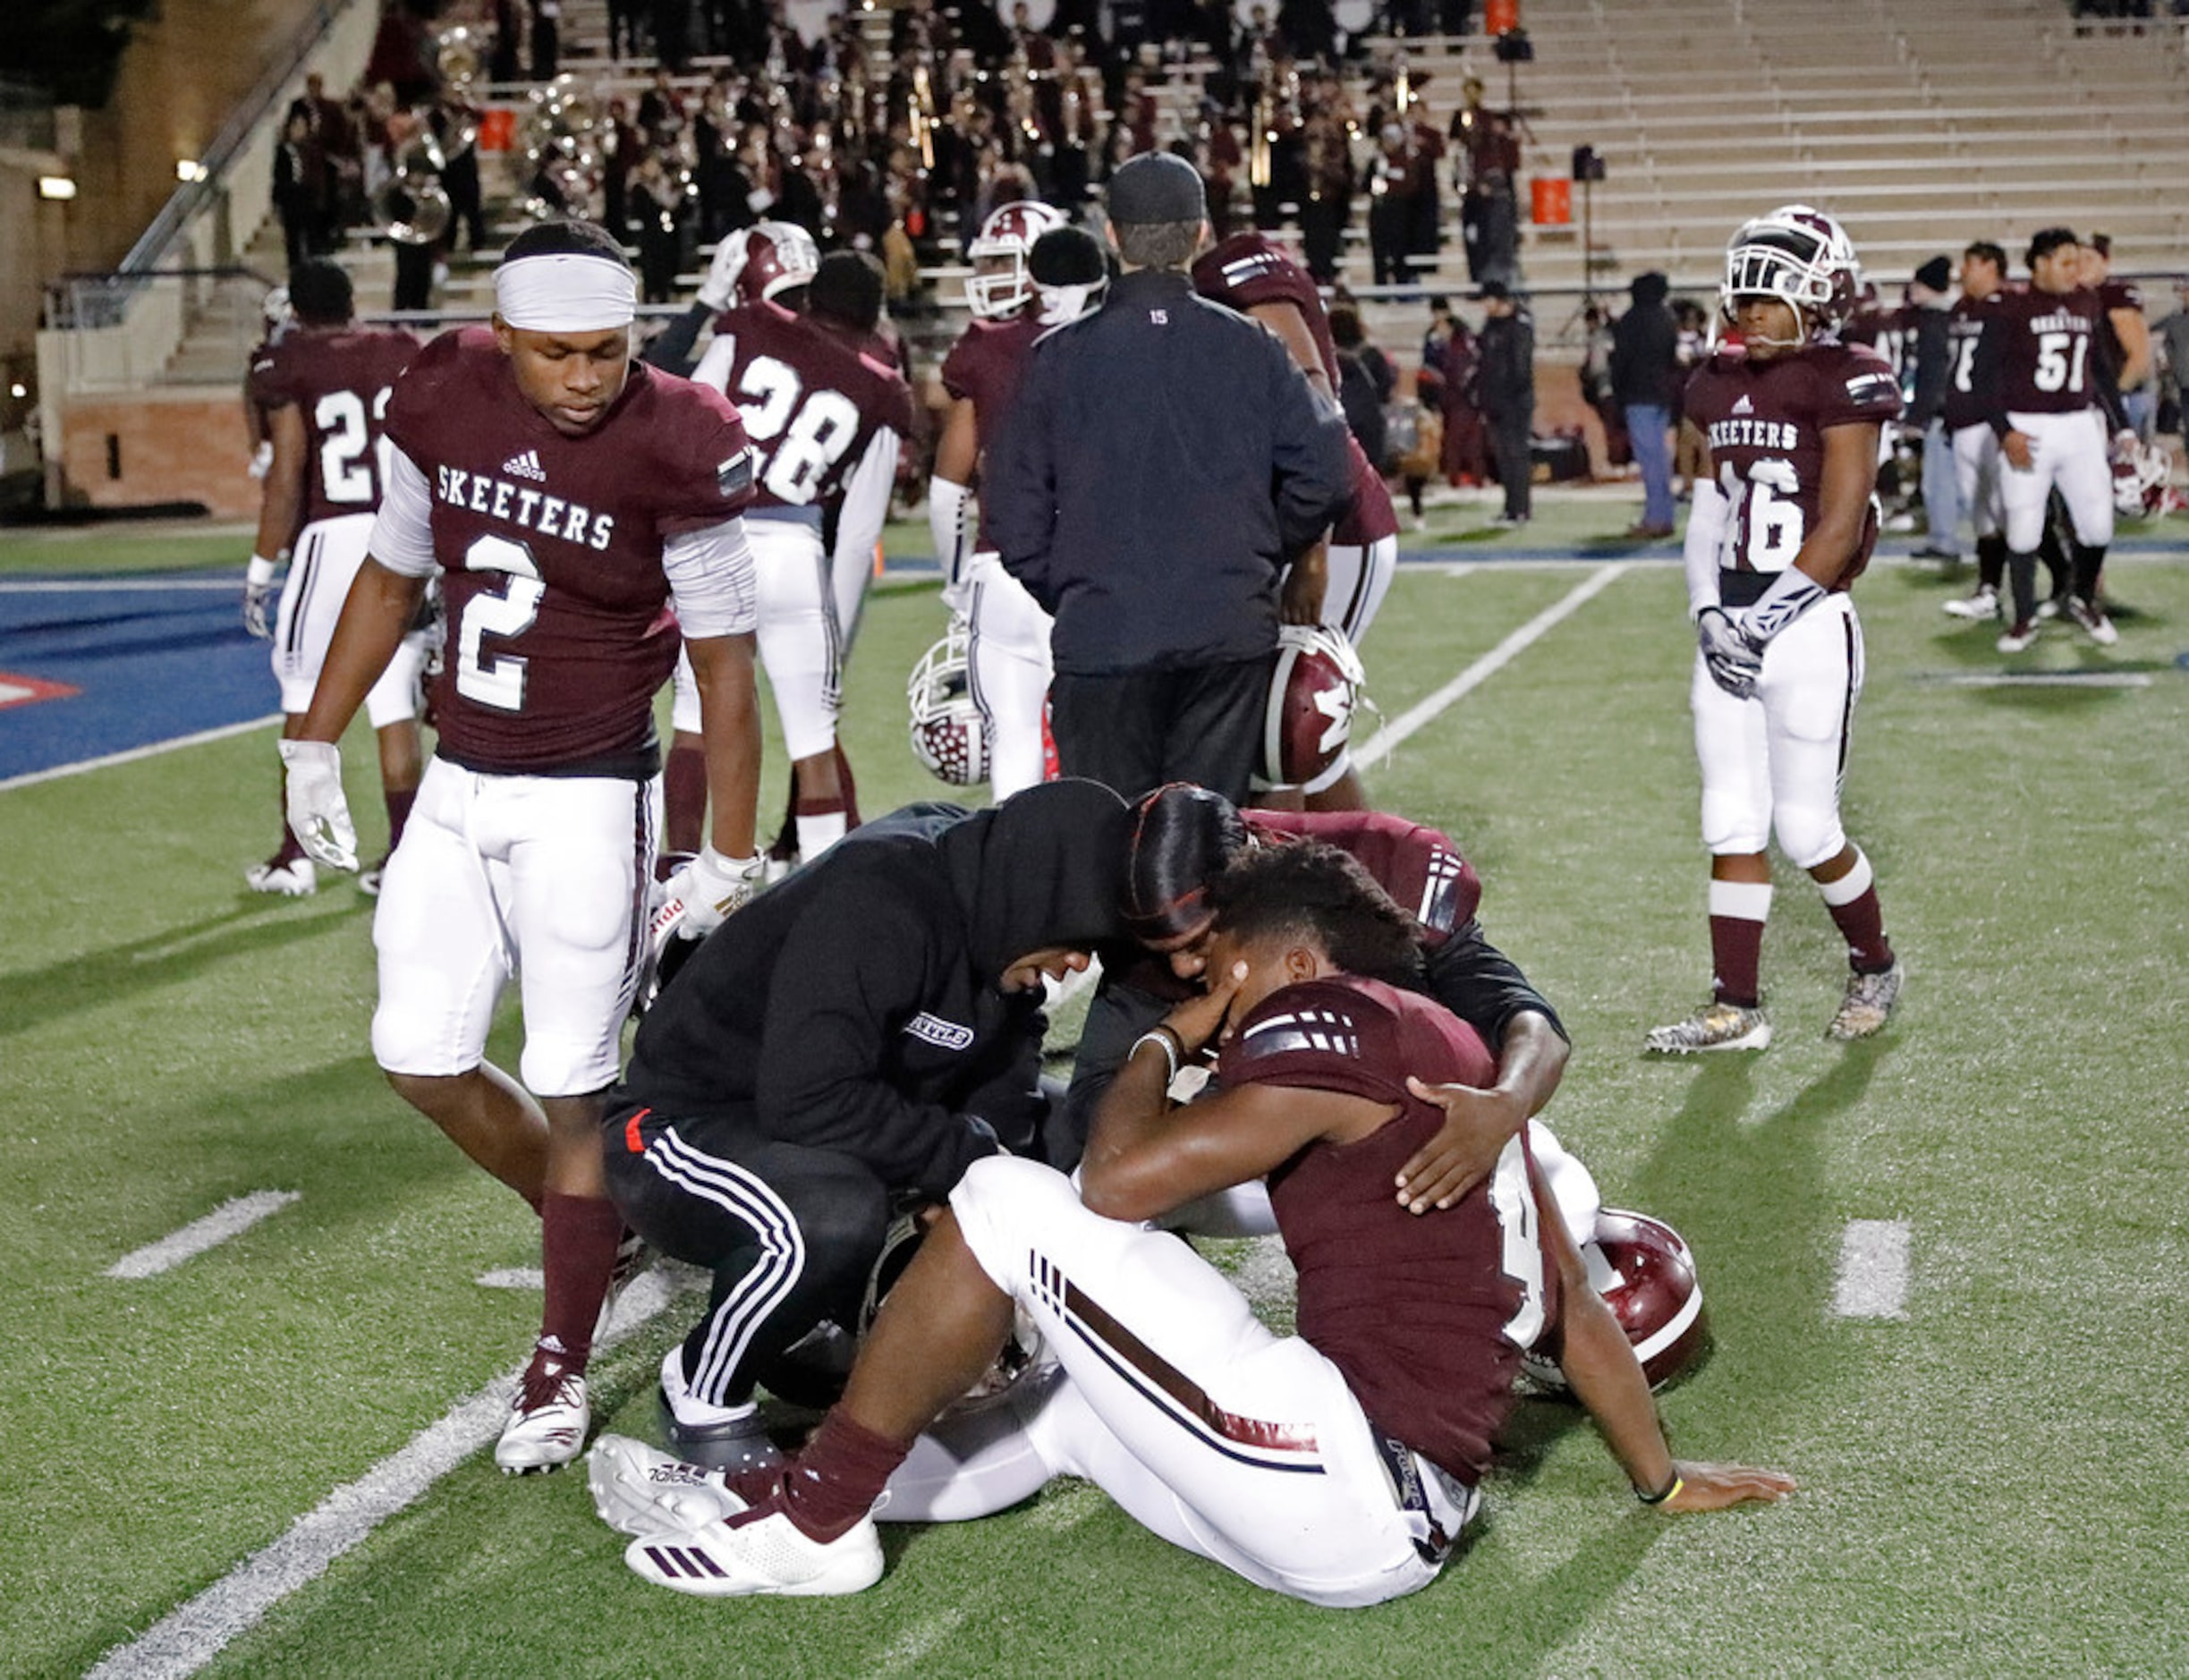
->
[1107,152,1207,225]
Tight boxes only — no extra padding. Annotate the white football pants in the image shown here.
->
[672,519,841,760]
[878,1156,1475,1608]
[1949,423,2004,541]
[2000,407,2113,552]
[274,513,428,726]
[963,550,1055,801]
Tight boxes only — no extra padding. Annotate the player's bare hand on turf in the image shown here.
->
[1162,960,1247,1056]
[1659,1461,1797,1512]
[1396,1077,1523,1212]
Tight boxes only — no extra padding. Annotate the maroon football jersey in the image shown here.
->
[1939,293,2001,433]
[1191,233,1398,548]
[1243,809,1481,946]
[249,325,420,527]
[1218,975,1553,1485]
[1979,284,2108,417]
[2094,276,2144,378]
[1684,342,1902,591]
[940,310,1048,553]
[384,327,755,777]
[705,302,914,513]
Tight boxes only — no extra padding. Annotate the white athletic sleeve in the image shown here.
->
[1683,478,1731,619]
[691,330,737,395]
[830,426,902,591]
[368,446,438,578]
[929,473,971,599]
[666,517,759,638]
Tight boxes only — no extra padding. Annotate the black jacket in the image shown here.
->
[1905,302,1953,428]
[1609,301,1681,409]
[988,267,1353,676]
[613,782,1130,1198]
[1475,309,1535,420]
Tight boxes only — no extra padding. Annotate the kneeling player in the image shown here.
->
[592,844,1793,1602]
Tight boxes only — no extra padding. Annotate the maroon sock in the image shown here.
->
[1827,887,1895,975]
[1709,915,1766,1009]
[663,742,708,857]
[538,1191,624,1370]
[383,787,417,853]
[744,1409,912,1543]
[832,743,861,829]
[270,827,309,868]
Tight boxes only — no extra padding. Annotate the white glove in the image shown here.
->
[243,554,281,640]
[697,232,746,313]
[658,844,765,941]
[1696,606,1761,700]
[1743,568,1826,648]
[279,739,359,870]
[248,440,275,480]
[2111,428,2142,465]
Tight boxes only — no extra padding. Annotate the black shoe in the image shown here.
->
[658,1386,786,1475]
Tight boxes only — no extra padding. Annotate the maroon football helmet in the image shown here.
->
[718,220,819,309]
[1523,1209,1710,1393]
[1258,624,1367,788]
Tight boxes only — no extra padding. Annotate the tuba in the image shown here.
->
[372,114,453,245]
[434,24,481,90]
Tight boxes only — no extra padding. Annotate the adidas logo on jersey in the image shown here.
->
[1732,395,1755,415]
[503,449,547,482]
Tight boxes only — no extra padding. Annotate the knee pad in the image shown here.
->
[1701,788,1769,857]
[1773,803,1845,872]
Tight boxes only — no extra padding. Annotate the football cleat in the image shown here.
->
[1645,1001,1771,1055]
[1940,585,1998,621]
[2035,594,2066,622]
[593,1229,655,1343]
[1996,618,2040,654]
[624,1507,886,1599]
[245,856,317,897]
[1826,963,1903,1041]
[588,1433,748,1538]
[2061,596,2119,646]
[495,1363,589,1475]
[1522,1209,1709,1392]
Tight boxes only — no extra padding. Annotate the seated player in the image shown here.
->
[600,779,1131,1473]
[1063,784,1569,1213]
[592,844,1794,1602]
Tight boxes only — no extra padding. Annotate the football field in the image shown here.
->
[4,508,2185,1677]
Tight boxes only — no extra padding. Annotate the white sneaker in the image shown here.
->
[1827,963,1903,1041]
[246,857,317,896]
[495,1366,589,1474]
[588,1433,748,1537]
[1645,1001,1771,1054]
[1941,585,1998,621]
[624,1509,885,1599]
[1997,618,2040,654]
[2062,596,2119,646]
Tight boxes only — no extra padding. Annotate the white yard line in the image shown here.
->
[868,1608,973,1676]
[1926,672,2152,689]
[1831,1220,1912,1320]
[1357,563,1632,765]
[84,1272,680,1680]
[477,1267,547,1290]
[0,577,244,592]
[106,1192,301,1279]
[0,714,283,793]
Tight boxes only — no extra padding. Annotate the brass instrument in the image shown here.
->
[515,75,607,222]
[372,117,452,246]
[910,63,937,171]
[1250,81,1273,190]
[434,24,481,91]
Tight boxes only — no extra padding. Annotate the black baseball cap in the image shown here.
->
[1107,152,1207,225]
[1474,280,1511,301]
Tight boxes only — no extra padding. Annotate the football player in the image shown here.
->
[682,236,913,863]
[242,259,427,897]
[1649,205,1905,1054]
[1973,227,2130,649]
[595,844,1794,1602]
[2083,233,2154,442]
[1939,242,2013,623]
[928,199,1071,801]
[279,219,766,1474]
[1191,230,1401,811]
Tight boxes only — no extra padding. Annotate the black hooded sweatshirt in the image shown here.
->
[611,780,1130,1199]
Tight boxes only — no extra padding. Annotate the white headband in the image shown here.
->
[494,252,637,333]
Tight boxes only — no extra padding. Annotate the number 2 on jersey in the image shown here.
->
[455,534,546,711]
[733,354,861,504]
[315,386,394,504]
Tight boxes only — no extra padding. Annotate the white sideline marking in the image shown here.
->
[1832,1220,1911,1319]
[0,713,283,793]
[870,1609,971,1676]
[1357,563,1632,764]
[1927,671,2152,690]
[0,577,244,592]
[106,1192,301,1279]
[85,1271,680,1680]
[477,1267,546,1290]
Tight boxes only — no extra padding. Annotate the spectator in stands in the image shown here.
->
[1903,255,1961,564]
[273,108,323,275]
[1671,298,1710,498]
[1298,108,1354,284]
[1368,122,1428,287]
[1475,281,1534,528]
[630,150,690,305]
[1460,166,1518,291]
[1330,304,1396,473]
[1579,301,1626,469]
[1439,307,1488,488]
[1416,294,1455,412]
[528,0,559,80]
[1610,271,1680,538]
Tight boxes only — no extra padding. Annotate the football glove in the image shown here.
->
[243,555,282,640]
[248,440,275,480]
[1696,606,1761,700]
[696,234,745,314]
[279,739,359,870]
[1743,568,1827,648]
[658,845,765,941]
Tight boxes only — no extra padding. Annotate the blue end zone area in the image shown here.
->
[0,576,280,782]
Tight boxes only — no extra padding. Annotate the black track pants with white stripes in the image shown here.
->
[605,1107,889,1409]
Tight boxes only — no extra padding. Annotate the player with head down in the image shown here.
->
[1650,206,1904,1054]
[591,843,1793,1602]
[279,218,767,1474]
